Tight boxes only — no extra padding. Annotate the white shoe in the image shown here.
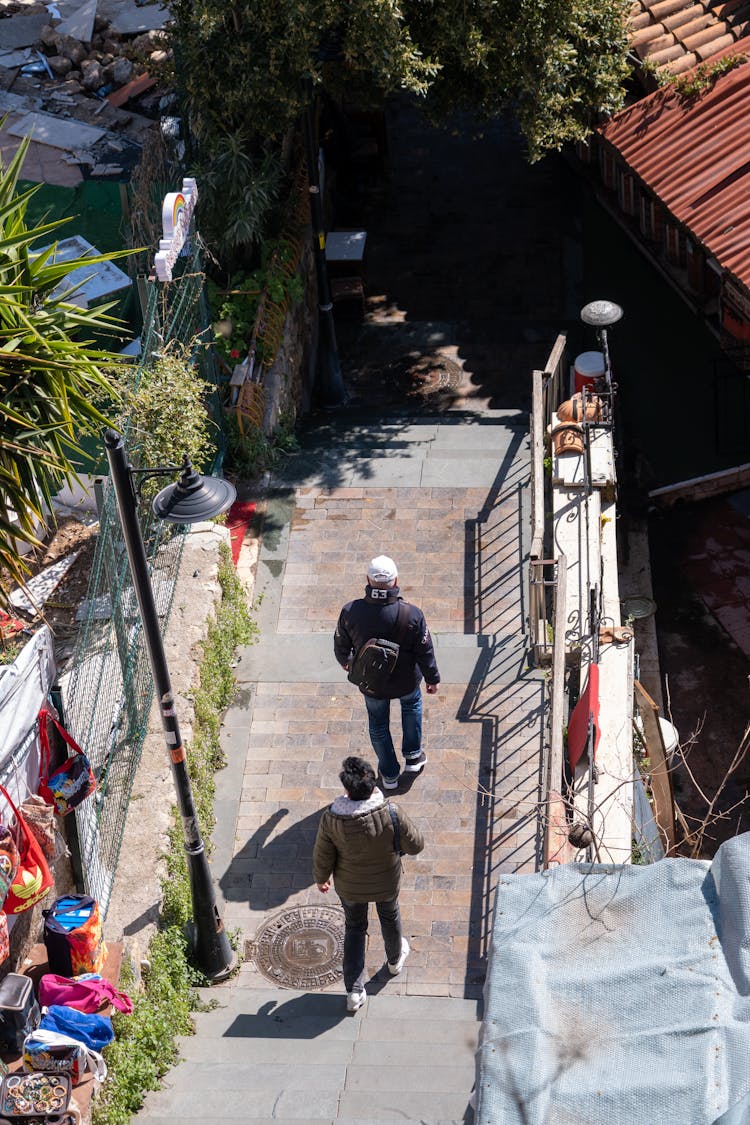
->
[347,988,366,1012]
[388,938,410,975]
[381,774,400,791]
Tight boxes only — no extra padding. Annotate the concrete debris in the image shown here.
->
[8,110,106,150]
[54,0,97,44]
[48,54,73,75]
[110,53,130,83]
[10,551,81,616]
[0,48,34,68]
[105,3,169,35]
[0,0,173,181]
[80,57,101,88]
[0,13,50,50]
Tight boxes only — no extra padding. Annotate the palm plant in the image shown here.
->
[0,132,133,608]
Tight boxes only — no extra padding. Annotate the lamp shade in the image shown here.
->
[580,300,623,328]
[152,459,236,523]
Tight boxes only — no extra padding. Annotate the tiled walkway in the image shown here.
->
[216,410,547,1000]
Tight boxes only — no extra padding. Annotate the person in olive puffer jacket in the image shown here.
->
[313,756,424,1013]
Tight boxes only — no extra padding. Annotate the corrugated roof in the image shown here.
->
[599,41,750,287]
[629,0,750,75]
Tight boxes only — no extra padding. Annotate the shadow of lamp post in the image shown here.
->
[103,427,236,980]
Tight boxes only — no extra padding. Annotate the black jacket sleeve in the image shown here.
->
[411,609,440,685]
[334,604,354,668]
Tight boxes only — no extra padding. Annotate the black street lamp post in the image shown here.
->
[104,428,236,981]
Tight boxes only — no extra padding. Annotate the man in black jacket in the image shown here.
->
[334,555,440,790]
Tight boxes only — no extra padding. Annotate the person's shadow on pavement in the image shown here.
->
[219,807,323,910]
[225,993,349,1037]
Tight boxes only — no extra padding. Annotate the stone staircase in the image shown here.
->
[136,985,478,1124]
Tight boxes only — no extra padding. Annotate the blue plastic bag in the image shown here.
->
[40,1005,114,1051]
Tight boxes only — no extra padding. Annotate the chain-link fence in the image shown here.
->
[63,243,223,914]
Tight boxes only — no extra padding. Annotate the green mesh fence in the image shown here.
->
[63,243,225,915]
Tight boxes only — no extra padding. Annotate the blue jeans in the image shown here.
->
[340,897,402,992]
[364,686,422,782]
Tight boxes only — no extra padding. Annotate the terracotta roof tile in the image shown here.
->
[599,41,750,287]
[628,0,750,73]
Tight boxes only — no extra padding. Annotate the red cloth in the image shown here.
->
[226,500,256,566]
[567,663,600,771]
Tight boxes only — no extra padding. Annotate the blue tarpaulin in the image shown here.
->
[475,835,750,1124]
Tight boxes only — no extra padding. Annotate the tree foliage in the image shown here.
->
[405,0,630,160]
[165,0,629,173]
[0,134,130,607]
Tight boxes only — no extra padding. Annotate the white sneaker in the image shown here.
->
[347,988,366,1012]
[388,938,410,975]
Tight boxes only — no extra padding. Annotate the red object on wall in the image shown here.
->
[226,501,256,566]
[567,664,600,772]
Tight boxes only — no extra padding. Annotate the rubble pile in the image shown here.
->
[0,1,171,112]
[38,19,169,100]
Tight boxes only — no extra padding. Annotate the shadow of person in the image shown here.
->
[224,991,350,1038]
[219,807,324,910]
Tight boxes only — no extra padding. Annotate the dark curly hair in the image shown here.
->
[340,756,377,801]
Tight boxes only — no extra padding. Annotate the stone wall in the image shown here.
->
[260,237,319,435]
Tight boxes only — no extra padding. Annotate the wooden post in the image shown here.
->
[634,679,676,852]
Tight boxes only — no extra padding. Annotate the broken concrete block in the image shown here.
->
[8,111,106,150]
[0,13,50,49]
[131,29,166,54]
[41,25,60,48]
[55,78,83,94]
[111,56,132,85]
[59,35,87,65]
[80,59,102,89]
[55,0,97,44]
[48,54,73,76]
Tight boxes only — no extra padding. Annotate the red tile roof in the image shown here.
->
[629,0,750,74]
[599,40,750,287]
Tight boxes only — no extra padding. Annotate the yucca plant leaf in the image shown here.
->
[0,132,137,609]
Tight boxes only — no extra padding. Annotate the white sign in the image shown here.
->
[154,177,198,282]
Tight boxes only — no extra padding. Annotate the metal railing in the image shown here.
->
[528,333,567,665]
[544,556,573,868]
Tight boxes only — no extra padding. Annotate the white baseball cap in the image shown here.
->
[367,555,398,584]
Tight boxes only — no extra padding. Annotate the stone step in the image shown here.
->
[135,990,478,1123]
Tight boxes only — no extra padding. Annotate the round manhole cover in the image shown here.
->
[250,905,345,989]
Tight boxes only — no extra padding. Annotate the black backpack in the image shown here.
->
[347,602,409,696]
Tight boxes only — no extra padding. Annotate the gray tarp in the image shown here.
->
[476,836,750,1125]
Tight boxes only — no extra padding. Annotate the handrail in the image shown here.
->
[543,332,568,431]
[530,369,545,556]
[544,555,571,868]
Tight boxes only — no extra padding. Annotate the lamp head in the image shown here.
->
[152,457,236,523]
[580,300,623,329]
